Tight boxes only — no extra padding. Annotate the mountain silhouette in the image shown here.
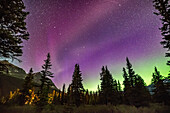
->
[0,60,58,97]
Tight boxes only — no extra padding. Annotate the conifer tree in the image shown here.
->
[71,64,84,107]
[152,67,170,105]
[0,0,29,61]
[100,66,118,105]
[126,57,135,87]
[67,84,73,105]
[97,85,101,104]
[123,58,150,106]
[125,58,137,105]
[153,0,170,66]
[117,80,121,91]
[37,53,54,109]
[66,84,71,104]
[61,84,65,105]
[151,67,163,84]
[58,90,61,104]
[122,67,130,104]
[133,74,150,107]
[85,89,89,104]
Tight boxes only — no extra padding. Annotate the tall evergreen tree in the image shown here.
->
[100,66,118,105]
[0,0,29,61]
[97,85,101,104]
[153,0,170,66]
[58,90,61,104]
[85,89,89,104]
[66,84,71,105]
[71,64,84,107]
[122,67,131,104]
[117,80,121,91]
[61,84,65,105]
[123,58,150,106]
[151,67,163,84]
[126,57,135,87]
[133,74,151,107]
[40,53,54,92]
[125,58,137,105]
[152,67,170,105]
[37,53,54,109]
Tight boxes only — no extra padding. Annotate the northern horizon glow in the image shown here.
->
[15,0,169,91]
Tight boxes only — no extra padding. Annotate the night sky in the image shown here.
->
[18,0,169,90]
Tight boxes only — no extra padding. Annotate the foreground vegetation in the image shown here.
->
[0,103,169,113]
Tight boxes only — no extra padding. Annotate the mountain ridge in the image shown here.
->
[0,60,58,97]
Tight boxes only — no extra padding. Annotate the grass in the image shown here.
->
[0,103,169,113]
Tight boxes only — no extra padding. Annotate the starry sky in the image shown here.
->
[18,0,169,91]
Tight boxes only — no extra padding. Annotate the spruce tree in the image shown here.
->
[126,57,135,87]
[153,0,170,66]
[71,64,84,107]
[117,80,121,91]
[66,84,73,105]
[37,53,54,109]
[0,0,29,61]
[122,67,131,104]
[125,58,137,105]
[100,66,118,105]
[85,89,89,104]
[97,85,101,104]
[152,67,170,105]
[133,74,151,107]
[123,58,150,106]
[58,90,61,104]
[151,67,163,84]
[61,84,65,105]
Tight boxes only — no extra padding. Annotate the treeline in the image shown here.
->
[0,53,169,110]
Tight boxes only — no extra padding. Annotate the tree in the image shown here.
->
[124,58,137,105]
[58,90,61,104]
[71,64,84,107]
[0,0,29,61]
[153,0,170,65]
[19,68,34,105]
[133,74,151,107]
[152,67,170,105]
[40,53,54,92]
[123,58,150,106]
[85,89,89,104]
[122,67,131,104]
[61,84,65,105]
[151,67,163,84]
[100,66,119,105]
[117,80,121,91]
[66,84,73,105]
[126,57,135,87]
[37,53,54,109]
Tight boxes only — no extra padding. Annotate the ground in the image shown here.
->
[0,103,170,113]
